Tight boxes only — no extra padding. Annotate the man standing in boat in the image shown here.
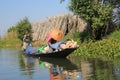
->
[22,31,32,51]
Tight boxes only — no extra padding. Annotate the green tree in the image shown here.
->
[7,26,17,32]
[16,17,32,41]
[68,0,113,40]
[61,0,119,40]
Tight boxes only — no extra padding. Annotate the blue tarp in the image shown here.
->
[25,45,38,54]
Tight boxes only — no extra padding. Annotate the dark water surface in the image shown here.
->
[0,48,120,80]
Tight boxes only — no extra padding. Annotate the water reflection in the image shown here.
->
[113,58,120,80]
[1,49,120,80]
[89,59,114,80]
[18,53,120,80]
[18,54,38,78]
[70,57,116,80]
[19,54,82,80]
[39,58,81,80]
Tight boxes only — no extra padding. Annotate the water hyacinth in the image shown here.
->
[72,38,120,58]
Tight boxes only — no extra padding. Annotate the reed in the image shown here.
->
[0,32,21,48]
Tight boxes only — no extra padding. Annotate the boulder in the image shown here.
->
[32,13,87,41]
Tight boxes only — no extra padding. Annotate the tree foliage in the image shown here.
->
[61,0,119,40]
[7,26,17,32]
[7,17,32,41]
[16,17,32,41]
[68,0,114,39]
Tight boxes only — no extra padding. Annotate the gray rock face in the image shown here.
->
[32,13,87,41]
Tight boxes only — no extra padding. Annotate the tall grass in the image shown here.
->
[0,32,21,48]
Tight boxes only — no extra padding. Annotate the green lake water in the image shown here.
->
[0,48,120,80]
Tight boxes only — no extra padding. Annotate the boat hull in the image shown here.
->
[25,48,77,58]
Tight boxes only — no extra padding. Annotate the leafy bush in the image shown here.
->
[16,17,32,41]
[68,0,114,40]
[7,26,17,32]
[108,30,120,40]
[73,38,120,57]
[7,17,32,41]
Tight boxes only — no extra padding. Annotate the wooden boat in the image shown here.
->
[25,48,77,58]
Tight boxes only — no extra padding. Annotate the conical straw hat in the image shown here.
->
[50,29,64,41]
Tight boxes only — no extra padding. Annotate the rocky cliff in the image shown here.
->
[32,13,87,41]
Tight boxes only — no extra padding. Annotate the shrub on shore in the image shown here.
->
[72,30,120,57]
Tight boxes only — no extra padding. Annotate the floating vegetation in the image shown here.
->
[72,38,120,57]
